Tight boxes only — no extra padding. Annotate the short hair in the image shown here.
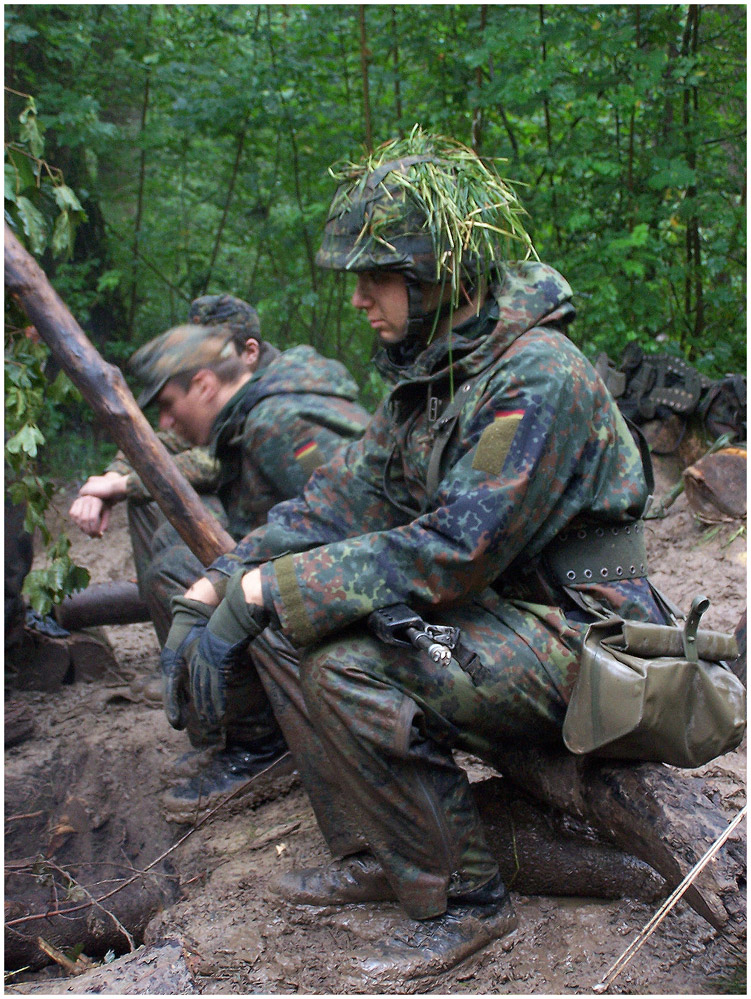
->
[168,354,247,392]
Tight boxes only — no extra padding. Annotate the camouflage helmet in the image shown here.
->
[316,159,438,284]
[128,324,238,409]
[189,294,261,342]
[316,127,536,306]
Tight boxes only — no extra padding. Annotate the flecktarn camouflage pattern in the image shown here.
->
[138,342,370,630]
[107,429,219,502]
[207,344,370,541]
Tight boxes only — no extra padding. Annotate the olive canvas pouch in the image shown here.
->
[563,613,745,768]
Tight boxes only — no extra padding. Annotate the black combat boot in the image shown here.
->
[161,735,294,823]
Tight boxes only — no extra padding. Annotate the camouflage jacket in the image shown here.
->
[106,430,219,501]
[207,262,651,644]
[208,345,370,539]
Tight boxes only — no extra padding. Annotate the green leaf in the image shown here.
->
[96,268,122,293]
[53,184,84,213]
[5,163,19,204]
[19,105,44,159]
[5,424,45,458]
[6,21,38,43]
[16,195,48,255]
[51,209,73,257]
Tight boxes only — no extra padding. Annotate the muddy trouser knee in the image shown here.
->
[252,594,576,921]
[249,629,367,859]
[252,627,498,920]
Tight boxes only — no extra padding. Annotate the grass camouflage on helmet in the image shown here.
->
[316,125,538,311]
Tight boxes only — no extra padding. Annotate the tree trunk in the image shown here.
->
[4,224,235,566]
[358,6,373,151]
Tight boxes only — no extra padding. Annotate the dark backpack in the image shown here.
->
[596,344,746,449]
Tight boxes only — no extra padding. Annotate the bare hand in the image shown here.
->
[69,494,111,537]
[183,576,221,607]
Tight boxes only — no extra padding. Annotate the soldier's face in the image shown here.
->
[352,271,409,344]
[156,377,214,446]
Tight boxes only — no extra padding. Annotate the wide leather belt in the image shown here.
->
[544,521,649,585]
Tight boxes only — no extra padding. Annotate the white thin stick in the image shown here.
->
[593,804,747,993]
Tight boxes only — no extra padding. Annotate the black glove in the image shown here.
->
[189,570,270,729]
[161,596,214,730]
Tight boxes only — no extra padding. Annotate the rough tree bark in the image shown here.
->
[4,224,235,566]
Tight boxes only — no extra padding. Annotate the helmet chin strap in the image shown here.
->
[386,279,452,364]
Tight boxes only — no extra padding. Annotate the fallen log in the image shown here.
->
[55,581,150,631]
[4,224,234,567]
[4,745,181,974]
[491,744,746,933]
[4,871,171,972]
[473,776,665,902]
[3,939,198,994]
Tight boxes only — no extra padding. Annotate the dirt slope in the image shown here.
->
[4,476,747,995]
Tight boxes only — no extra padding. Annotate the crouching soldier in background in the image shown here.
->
[164,130,668,971]
[69,296,262,600]
[73,298,369,821]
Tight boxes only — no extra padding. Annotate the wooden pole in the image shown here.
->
[4,223,235,566]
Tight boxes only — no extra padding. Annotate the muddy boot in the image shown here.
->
[163,744,221,780]
[272,851,397,906]
[161,737,295,823]
[356,873,517,983]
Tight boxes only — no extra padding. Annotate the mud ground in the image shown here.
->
[4,469,747,995]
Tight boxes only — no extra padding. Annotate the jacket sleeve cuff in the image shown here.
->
[204,568,229,600]
[266,555,317,647]
[124,473,149,501]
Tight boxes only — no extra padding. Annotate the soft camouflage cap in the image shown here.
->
[189,294,261,340]
[129,324,238,409]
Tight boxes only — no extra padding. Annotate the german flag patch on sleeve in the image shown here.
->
[472,409,524,475]
[294,439,323,477]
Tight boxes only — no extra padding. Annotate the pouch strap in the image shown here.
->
[682,594,710,663]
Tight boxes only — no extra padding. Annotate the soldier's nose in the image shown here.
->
[352,278,372,309]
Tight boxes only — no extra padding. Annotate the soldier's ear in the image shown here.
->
[241,338,261,370]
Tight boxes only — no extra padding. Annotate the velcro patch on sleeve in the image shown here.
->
[273,554,317,646]
[472,410,524,475]
[294,439,323,477]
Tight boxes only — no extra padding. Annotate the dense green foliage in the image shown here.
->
[5,4,745,387]
[5,91,92,610]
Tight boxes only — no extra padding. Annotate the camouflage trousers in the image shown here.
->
[128,498,280,751]
[249,588,585,920]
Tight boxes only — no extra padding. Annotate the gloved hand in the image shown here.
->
[190,570,270,728]
[161,596,214,729]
